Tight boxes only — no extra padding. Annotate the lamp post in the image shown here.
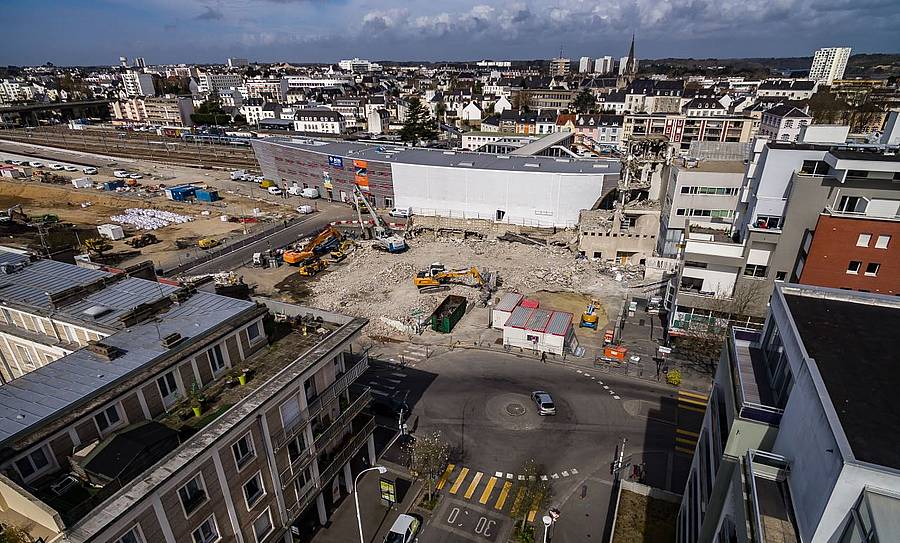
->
[354,465,388,543]
[542,508,560,543]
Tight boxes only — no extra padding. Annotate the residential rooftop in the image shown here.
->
[253,138,621,175]
[782,287,900,470]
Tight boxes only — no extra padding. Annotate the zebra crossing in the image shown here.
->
[435,464,579,517]
[675,390,708,455]
[384,343,430,367]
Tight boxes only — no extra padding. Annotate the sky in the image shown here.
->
[2,0,899,66]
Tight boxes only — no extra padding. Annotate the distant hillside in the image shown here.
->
[643,54,900,80]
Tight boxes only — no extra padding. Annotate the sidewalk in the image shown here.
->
[311,464,422,543]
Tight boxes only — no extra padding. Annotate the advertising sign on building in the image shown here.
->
[379,478,396,504]
[354,159,369,191]
[328,155,343,169]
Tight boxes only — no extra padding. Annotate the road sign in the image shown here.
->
[658,346,672,354]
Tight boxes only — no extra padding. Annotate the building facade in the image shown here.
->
[809,47,852,85]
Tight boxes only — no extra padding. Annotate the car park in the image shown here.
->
[48,163,64,171]
[384,514,420,543]
[63,165,78,172]
[531,391,556,416]
[82,167,98,175]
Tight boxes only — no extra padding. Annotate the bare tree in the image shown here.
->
[509,459,551,531]
[406,431,450,502]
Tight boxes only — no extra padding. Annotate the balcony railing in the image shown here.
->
[271,351,368,452]
[285,416,376,520]
[278,387,371,490]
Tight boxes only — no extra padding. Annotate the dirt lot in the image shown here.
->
[611,489,677,543]
[0,179,292,269]
[247,235,632,338]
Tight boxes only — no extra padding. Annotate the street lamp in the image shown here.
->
[542,508,560,543]
[354,465,388,543]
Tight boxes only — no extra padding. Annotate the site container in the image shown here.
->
[164,185,196,201]
[196,189,219,202]
[103,180,125,191]
[430,295,467,333]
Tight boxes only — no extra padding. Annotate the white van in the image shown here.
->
[389,207,412,218]
[287,185,303,196]
[300,188,320,199]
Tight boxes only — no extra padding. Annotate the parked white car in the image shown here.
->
[113,170,129,178]
[300,187,320,199]
[296,205,314,214]
[267,186,283,196]
[82,167,98,175]
[48,163,64,171]
[63,165,78,172]
[28,161,43,168]
[128,173,142,180]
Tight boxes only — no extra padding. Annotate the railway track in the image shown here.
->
[0,127,260,171]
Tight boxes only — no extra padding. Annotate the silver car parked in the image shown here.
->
[531,391,556,416]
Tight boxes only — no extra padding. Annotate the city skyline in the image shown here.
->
[2,0,899,66]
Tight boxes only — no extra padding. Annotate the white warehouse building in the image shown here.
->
[252,138,620,227]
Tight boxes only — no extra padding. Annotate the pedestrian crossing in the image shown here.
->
[677,390,708,414]
[674,390,707,455]
[436,464,578,517]
[386,343,430,367]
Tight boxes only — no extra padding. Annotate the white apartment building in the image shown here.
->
[677,284,900,543]
[244,78,288,102]
[226,57,249,68]
[293,109,346,134]
[338,58,377,73]
[196,72,244,94]
[285,77,352,89]
[594,56,614,74]
[579,57,593,73]
[809,47,851,85]
[758,105,811,142]
[120,72,154,97]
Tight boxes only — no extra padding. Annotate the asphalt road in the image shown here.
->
[364,347,695,543]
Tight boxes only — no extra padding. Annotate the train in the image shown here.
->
[179,132,251,146]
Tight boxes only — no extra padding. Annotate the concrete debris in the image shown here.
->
[302,237,636,338]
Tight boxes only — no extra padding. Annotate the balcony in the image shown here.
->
[729,329,782,425]
[745,451,799,543]
[272,350,369,452]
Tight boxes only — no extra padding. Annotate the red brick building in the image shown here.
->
[799,213,899,295]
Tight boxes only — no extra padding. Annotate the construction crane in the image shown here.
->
[352,185,406,253]
[283,226,343,265]
[413,262,485,292]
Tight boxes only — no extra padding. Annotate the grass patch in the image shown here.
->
[612,490,678,543]
[513,524,535,543]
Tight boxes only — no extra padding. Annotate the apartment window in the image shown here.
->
[288,432,308,464]
[755,215,782,229]
[865,262,880,277]
[94,404,123,433]
[847,260,862,274]
[243,471,266,510]
[800,160,829,175]
[684,261,708,269]
[178,474,208,516]
[157,371,179,406]
[293,467,313,498]
[856,233,872,247]
[209,344,226,374]
[253,508,274,542]
[14,446,51,480]
[838,195,868,214]
[115,527,143,543]
[676,208,686,216]
[775,271,787,281]
[744,264,768,278]
[784,120,794,128]
[15,345,34,369]
[232,432,256,469]
[847,169,869,179]
[875,235,891,249]
[191,515,219,543]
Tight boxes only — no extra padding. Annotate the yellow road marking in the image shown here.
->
[464,472,483,499]
[678,390,709,401]
[680,405,707,414]
[675,446,695,455]
[436,464,455,490]
[495,481,513,510]
[677,396,708,407]
[479,477,498,504]
[511,486,526,513]
[449,467,469,494]
[676,436,697,445]
[527,493,544,522]
[676,428,700,437]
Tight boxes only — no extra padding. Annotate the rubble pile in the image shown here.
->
[110,208,193,230]
[299,238,637,338]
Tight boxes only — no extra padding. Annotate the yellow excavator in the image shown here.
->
[298,257,328,277]
[413,262,484,293]
[283,227,343,265]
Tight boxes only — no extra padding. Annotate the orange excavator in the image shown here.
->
[283,227,343,265]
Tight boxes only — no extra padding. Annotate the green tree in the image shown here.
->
[406,431,450,501]
[572,89,597,114]
[400,97,438,144]
[509,459,551,531]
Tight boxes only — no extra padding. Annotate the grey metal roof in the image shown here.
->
[547,311,573,336]
[504,306,531,328]
[63,278,178,326]
[525,309,552,333]
[509,132,572,156]
[0,291,255,445]
[495,293,523,312]
[0,259,110,310]
[0,251,29,268]
[254,138,621,175]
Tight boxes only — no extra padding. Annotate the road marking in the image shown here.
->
[528,475,536,481]
[464,472,483,499]
[676,436,697,445]
[561,470,569,477]
[518,475,525,481]
[551,473,560,479]
[479,477,498,504]
[570,468,578,475]
[675,446,695,455]
[506,473,514,479]
[576,370,583,374]
[598,381,604,385]
[495,481,513,510]
[676,428,700,438]
[540,475,548,481]
[449,467,469,494]
[680,405,707,414]
[512,486,526,514]
[603,385,609,389]
[495,471,503,478]
[613,395,621,400]
[370,389,388,397]
[389,372,407,378]
[436,464,455,490]
[678,390,709,401]
[527,493,544,522]
[591,376,596,380]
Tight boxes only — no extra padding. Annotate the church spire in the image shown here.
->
[626,33,636,75]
